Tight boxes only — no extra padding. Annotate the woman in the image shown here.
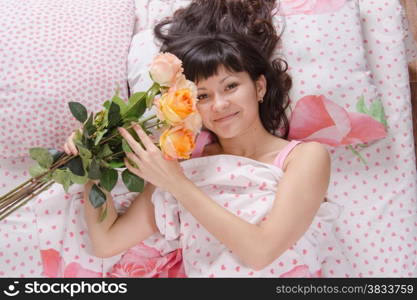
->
[64,1,334,277]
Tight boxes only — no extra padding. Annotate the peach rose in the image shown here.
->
[149,52,183,87]
[183,112,202,133]
[159,126,196,160]
[172,74,198,100]
[157,88,197,125]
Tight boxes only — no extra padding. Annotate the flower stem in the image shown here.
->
[145,121,164,130]
[99,123,136,145]
[140,114,157,124]
[0,180,54,221]
[0,177,34,201]
[104,151,125,161]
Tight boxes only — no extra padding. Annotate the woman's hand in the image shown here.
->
[63,128,82,156]
[118,123,187,193]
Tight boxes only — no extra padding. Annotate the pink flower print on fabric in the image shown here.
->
[109,242,186,278]
[288,95,387,146]
[278,0,347,16]
[41,248,102,277]
[279,265,322,277]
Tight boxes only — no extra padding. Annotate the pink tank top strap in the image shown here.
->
[273,140,303,170]
[191,130,215,158]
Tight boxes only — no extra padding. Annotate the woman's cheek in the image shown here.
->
[196,106,211,128]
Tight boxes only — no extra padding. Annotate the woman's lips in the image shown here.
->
[214,112,239,122]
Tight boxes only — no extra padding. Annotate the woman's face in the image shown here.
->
[196,66,266,139]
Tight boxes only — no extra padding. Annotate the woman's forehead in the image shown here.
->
[196,66,245,85]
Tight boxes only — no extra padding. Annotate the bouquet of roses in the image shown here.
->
[0,53,202,222]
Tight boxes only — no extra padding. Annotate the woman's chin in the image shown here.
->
[213,129,239,140]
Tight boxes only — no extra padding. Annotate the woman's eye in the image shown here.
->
[226,83,238,90]
[197,94,208,101]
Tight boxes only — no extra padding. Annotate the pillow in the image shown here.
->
[129,0,191,95]
[273,0,394,278]
[399,1,417,63]
[274,0,385,152]
[0,0,135,159]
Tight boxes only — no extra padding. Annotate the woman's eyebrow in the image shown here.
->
[197,75,233,90]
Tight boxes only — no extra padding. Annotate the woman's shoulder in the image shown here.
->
[199,138,328,171]
[274,139,329,172]
[285,141,330,172]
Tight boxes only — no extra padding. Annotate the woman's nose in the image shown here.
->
[212,94,230,111]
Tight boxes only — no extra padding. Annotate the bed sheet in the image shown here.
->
[320,0,417,277]
[1,0,417,277]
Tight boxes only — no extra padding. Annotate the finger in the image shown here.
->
[68,132,79,155]
[132,122,158,151]
[124,157,142,178]
[118,127,145,156]
[63,143,71,155]
[126,152,141,169]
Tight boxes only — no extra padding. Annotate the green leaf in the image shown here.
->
[52,169,72,192]
[29,163,48,178]
[122,139,133,153]
[112,94,129,116]
[29,148,54,168]
[97,144,113,159]
[122,116,141,123]
[89,184,107,208]
[106,160,125,168]
[123,93,147,120]
[347,145,368,166]
[127,92,146,107]
[356,96,369,115]
[84,112,96,137]
[100,168,118,191]
[75,143,92,159]
[69,102,88,123]
[122,169,144,192]
[369,100,388,128]
[94,129,108,146]
[103,100,111,110]
[146,85,160,108]
[70,172,88,185]
[99,203,108,223]
[93,110,108,129]
[73,129,83,144]
[67,156,85,177]
[88,159,102,180]
[108,102,122,128]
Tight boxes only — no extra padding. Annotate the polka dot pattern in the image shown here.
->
[143,154,349,277]
[274,0,417,277]
[1,0,416,278]
[0,0,135,159]
[129,0,417,277]
[0,0,135,276]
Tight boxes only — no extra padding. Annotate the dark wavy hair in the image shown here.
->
[154,0,283,60]
[153,0,291,138]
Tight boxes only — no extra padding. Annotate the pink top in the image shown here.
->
[191,130,302,170]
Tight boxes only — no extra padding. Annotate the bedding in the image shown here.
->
[0,0,135,276]
[0,0,416,277]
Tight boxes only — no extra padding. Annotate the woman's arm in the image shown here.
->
[83,181,158,258]
[119,123,330,270]
[64,129,158,258]
[169,142,330,270]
